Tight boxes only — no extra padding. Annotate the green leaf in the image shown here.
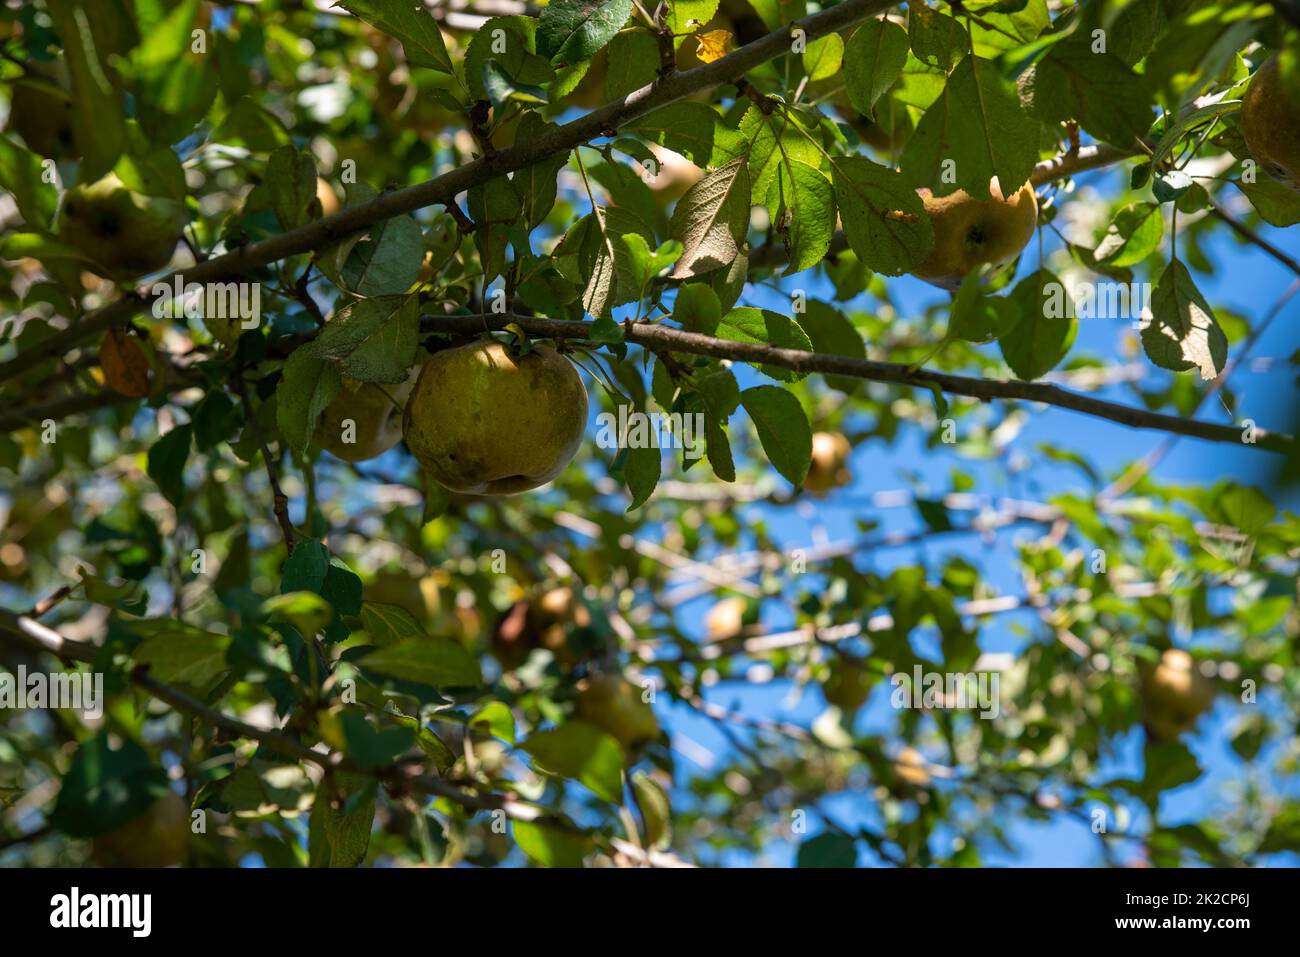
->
[740,105,821,209]
[266,146,317,231]
[309,772,377,868]
[717,307,813,382]
[1236,173,1300,228]
[1142,739,1202,798]
[560,205,656,317]
[281,540,330,593]
[482,59,549,108]
[422,473,452,524]
[465,16,554,102]
[45,0,127,179]
[1142,260,1227,380]
[192,391,239,452]
[831,156,933,275]
[1211,484,1275,535]
[741,385,811,486]
[669,155,751,279]
[212,96,291,151]
[799,301,865,394]
[591,159,662,235]
[514,819,592,867]
[797,831,857,867]
[844,18,910,117]
[1094,203,1163,267]
[537,0,634,64]
[147,424,192,507]
[1019,36,1153,147]
[131,622,230,688]
[624,441,661,510]
[339,711,416,769]
[360,601,427,646]
[318,182,424,296]
[621,234,682,291]
[708,245,749,312]
[1000,270,1076,380]
[49,732,172,838]
[704,414,736,482]
[306,296,420,384]
[628,103,747,167]
[674,283,722,335]
[605,29,660,98]
[468,701,517,745]
[770,159,835,275]
[665,0,720,34]
[322,558,364,618]
[359,637,482,689]
[949,273,1013,343]
[515,114,570,229]
[277,349,343,457]
[908,4,966,72]
[803,33,844,81]
[337,0,455,74]
[522,721,625,803]
[469,173,524,283]
[902,55,1039,199]
[262,591,336,638]
[0,135,58,230]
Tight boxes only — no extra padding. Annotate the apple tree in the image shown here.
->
[1,0,1299,868]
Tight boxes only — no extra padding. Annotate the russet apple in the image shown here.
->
[1240,54,1300,189]
[58,172,187,279]
[314,367,419,462]
[804,431,852,495]
[822,657,871,714]
[6,76,76,159]
[1140,648,1215,741]
[575,673,660,748]
[491,586,592,669]
[91,792,190,868]
[911,178,1038,290]
[706,595,748,640]
[403,340,588,495]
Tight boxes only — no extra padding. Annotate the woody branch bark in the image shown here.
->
[420,313,1295,452]
[0,0,891,387]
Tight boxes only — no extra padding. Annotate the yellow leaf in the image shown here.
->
[694,30,733,64]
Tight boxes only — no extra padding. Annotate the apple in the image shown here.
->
[910,177,1038,290]
[575,673,660,748]
[91,792,190,868]
[314,368,419,463]
[403,340,588,495]
[1240,54,1300,189]
[804,431,852,495]
[1140,648,1215,741]
[57,172,187,279]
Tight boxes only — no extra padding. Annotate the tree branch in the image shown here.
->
[234,373,297,555]
[1209,197,1300,278]
[0,0,891,387]
[419,313,1295,453]
[0,609,577,831]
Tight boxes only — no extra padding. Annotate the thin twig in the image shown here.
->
[234,374,296,554]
